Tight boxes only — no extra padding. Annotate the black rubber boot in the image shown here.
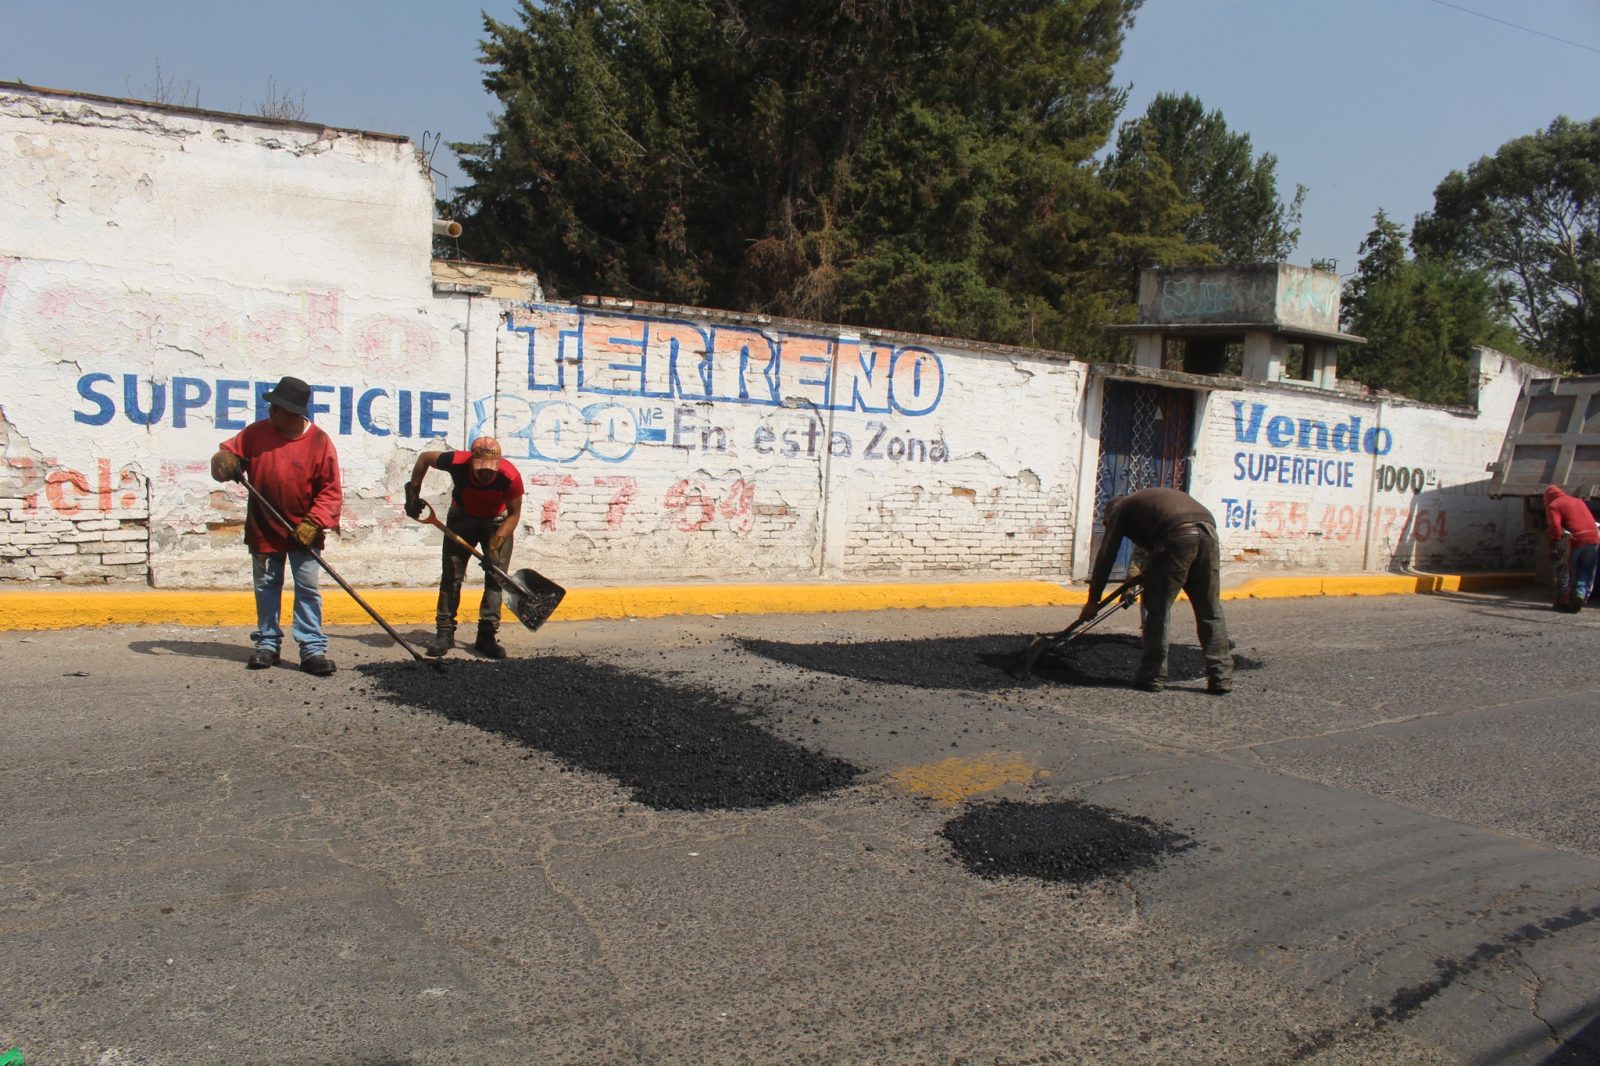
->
[426,629,453,658]
[474,623,506,660]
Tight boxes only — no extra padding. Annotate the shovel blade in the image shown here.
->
[503,567,566,632]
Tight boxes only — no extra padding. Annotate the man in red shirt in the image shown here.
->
[1544,484,1598,611]
[210,376,343,675]
[405,436,525,658]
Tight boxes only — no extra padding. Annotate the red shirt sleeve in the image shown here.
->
[502,461,524,500]
[304,430,343,531]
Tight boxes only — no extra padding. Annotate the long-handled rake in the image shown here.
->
[1009,575,1144,681]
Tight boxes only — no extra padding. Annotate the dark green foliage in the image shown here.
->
[1104,92,1304,263]
[1340,210,1522,405]
[1413,116,1599,372]
[451,0,1175,355]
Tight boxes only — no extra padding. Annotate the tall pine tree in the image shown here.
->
[449,0,1155,354]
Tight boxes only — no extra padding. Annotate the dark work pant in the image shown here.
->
[1137,527,1232,687]
[435,509,514,634]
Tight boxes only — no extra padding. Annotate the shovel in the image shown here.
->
[413,501,566,632]
[1009,575,1144,681]
[238,475,440,669]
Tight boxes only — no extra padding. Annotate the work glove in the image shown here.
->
[404,481,423,520]
[210,450,243,483]
[292,519,320,548]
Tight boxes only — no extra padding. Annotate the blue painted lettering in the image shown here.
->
[505,306,946,416]
[74,373,115,426]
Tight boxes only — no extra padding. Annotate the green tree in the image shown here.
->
[1413,116,1600,371]
[1341,210,1522,404]
[450,0,1150,354]
[1104,92,1304,263]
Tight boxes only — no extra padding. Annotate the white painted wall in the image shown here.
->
[481,302,1084,583]
[0,86,476,586]
[0,84,1545,589]
[1188,347,1538,574]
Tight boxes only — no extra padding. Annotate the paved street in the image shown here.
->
[5,588,1600,1064]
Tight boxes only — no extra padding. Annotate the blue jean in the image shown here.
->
[1571,543,1598,604]
[251,550,326,658]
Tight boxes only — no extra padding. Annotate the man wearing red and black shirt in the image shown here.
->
[405,436,524,658]
[210,375,343,676]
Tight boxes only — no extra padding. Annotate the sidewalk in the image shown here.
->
[0,571,1534,630]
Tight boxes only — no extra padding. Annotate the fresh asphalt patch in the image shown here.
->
[942,799,1195,884]
[359,657,861,811]
[741,633,1262,689]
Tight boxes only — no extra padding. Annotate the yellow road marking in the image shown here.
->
[888,753,1043,806]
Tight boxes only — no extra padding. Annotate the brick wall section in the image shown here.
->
[0,508,150,583]
[845,484,1073,577]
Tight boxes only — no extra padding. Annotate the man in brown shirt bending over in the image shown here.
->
[1081,487,1233,694]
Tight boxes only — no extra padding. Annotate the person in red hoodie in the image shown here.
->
[210,376,344,675]
[1544,484,1598,612]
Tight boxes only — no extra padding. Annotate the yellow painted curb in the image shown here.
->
[1221,572,1533,600]
[0,572,1534,631]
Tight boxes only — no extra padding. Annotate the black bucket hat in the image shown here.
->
[262,375,312,417]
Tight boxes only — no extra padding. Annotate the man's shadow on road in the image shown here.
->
[128,629,435,662]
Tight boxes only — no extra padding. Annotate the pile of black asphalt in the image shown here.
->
[741,633,1260,690]
[942,799,1195,884]
[360,657,860,811]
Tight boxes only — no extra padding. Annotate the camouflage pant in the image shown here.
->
[435,509,514,634]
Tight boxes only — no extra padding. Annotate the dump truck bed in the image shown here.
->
[1487,374,1600,499]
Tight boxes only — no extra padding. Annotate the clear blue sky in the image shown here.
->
[4,0,1597,279]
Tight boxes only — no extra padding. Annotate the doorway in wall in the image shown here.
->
[1090,379,1196,576]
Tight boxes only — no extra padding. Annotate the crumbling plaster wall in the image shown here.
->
[481,301,1084,582]
[1187,347,1537,572]
[0,84,1547,589]
[0,86,484,586]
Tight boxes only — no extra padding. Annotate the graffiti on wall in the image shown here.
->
[72,373,453,438]
[1219,498,1451,544]
[26,287,439,377]
[482,307,956,468]
[1160,275,1277,321]
[506,305,946,415]
[1220,401,1486,557]
[2,456,144,517]
[1155,271,1338,328]
[520,473,756,535]
[475,395,951,467]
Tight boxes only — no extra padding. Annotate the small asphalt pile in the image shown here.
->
[359,657,861,811]
[742,634,1260,690]
[942,799,1194,883]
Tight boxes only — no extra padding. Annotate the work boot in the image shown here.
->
[474,623,506,660]
[426,629,453,657]
[301,654,336,677]
[247,648,279,670]
[1207,678,1233,695]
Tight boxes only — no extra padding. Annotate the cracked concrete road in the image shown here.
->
[4,588,1600,1064]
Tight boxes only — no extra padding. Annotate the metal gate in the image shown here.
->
[1091,379,1196,575]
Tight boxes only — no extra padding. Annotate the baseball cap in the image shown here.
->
[469,436,503,471]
